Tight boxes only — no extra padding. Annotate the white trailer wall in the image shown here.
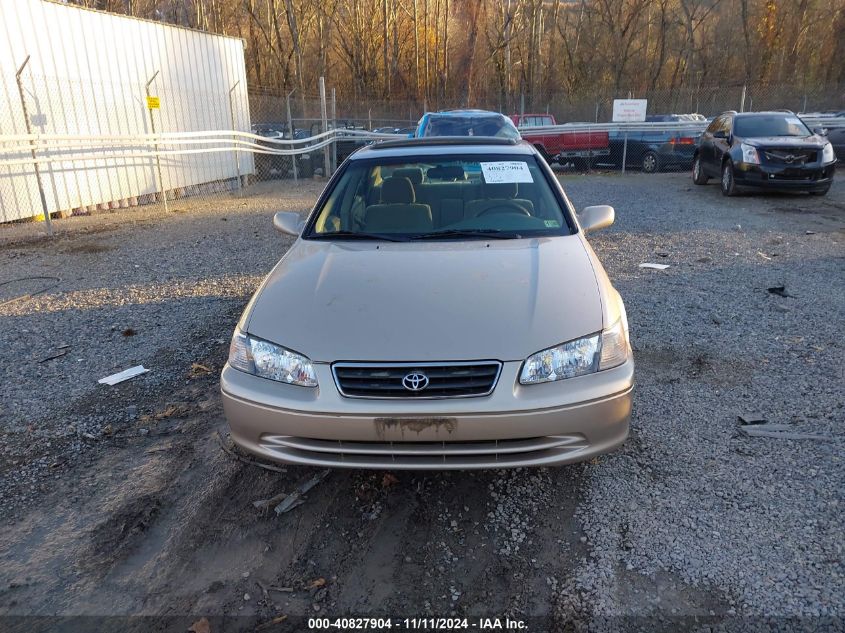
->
[0,0,252,222]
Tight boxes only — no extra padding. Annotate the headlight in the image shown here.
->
[740,143,760,165]
[519,318,629,385]
[228,330,317,387]
[821,142,835,164]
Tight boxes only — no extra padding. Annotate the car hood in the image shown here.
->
[743,135,827,148]
[246,236,603,362]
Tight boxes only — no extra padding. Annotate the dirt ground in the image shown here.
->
[0,173,843,633]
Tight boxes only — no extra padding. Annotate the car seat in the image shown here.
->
[363,177,433,233]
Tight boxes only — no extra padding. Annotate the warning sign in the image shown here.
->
[146,96,160,109]
[612,99,647,122]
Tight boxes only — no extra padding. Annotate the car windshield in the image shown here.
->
[424,116,520,139]
[734,114,811,137]
[304,154,573,240]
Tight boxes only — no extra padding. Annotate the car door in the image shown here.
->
[699,116,724,175]
[711,115,733,171]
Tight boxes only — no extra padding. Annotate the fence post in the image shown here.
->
[15,56,52,236]
[286,89,298,183]
[331,87,337,174]
[145,70,168,212]
[228,80,242,193]
[319,76,330,178]
[739,84,747,113]
[621,129,628,175]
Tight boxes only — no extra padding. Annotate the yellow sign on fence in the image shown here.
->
[146,96,160,109]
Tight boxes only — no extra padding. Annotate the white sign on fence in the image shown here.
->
[612,99,648,122]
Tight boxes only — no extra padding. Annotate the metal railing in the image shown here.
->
[2,117,842,234]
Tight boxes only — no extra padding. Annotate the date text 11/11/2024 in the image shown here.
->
[307,617,528,630]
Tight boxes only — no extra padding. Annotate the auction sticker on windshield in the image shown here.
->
[480,161,533,183]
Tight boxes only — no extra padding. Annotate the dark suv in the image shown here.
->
[692,111,836,196]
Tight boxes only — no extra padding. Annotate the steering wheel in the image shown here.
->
[477,203,531,217]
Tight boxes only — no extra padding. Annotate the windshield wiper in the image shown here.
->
[408,228,522,240]
[309,230,408,242]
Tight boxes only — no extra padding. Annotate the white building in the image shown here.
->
[0,0,252,222]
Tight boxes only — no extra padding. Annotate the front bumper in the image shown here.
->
[734,161,835,190]
[220,359,634,470]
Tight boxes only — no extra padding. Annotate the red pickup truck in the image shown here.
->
[510,114,610,166]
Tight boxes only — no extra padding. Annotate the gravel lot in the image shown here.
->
[0,172,842,631]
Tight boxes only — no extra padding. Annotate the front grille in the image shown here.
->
[259,434,589,468]
[762,149,817,165]
[767,171,817,181]
[333,361,502,399]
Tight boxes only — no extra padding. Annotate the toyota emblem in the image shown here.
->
[402,372,429,392]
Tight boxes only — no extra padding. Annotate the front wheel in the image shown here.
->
[721,159,738,196]
[692,155,709,184]
[641,151,659,173]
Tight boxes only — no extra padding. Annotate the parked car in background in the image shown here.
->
[415,110,521,139]
[252,123,292,179]
[221,136,633,469]
[307,121,370,166]
[607,114,701,173]
[511,113,610,167]
[692,111,836,196]
[823,125,845,163]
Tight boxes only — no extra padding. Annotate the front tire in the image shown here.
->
[692,155,709,184]
[809,186,830,196]
[721,159,738,196]
[641,151,659,173]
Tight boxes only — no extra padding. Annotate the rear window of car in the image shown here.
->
[734,115,811,137]
[519,116,554,127]
[304,154,575,240]
[422,115,520,139]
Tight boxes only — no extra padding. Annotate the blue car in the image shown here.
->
[605,114,704,173]
[414,110,521,139]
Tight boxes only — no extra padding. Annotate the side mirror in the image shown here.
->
[578,205,615,233]
[813,126,828,136]
[273,211,302,236]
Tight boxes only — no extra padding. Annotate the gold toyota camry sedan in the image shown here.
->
[221,137,633,469]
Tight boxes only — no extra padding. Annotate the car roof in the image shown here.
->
[350,136,535,160]
[428,109,504,116]
[732,111,796,117]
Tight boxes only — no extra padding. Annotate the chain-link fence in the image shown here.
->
[2,0,844,233]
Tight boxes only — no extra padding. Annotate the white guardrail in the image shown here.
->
[0,129,403,168]
[1,118,842,169]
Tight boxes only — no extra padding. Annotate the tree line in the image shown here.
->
[72,0,845,113]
